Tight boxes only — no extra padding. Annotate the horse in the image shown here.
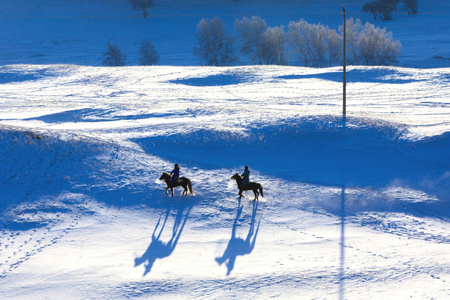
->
[159,172,194,196]
[230,173,264,201]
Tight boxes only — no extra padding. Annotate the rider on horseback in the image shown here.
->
[171,163,180,183]
[241,166,250,188]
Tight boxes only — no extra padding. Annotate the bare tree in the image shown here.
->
[128,0,155,18]
[362,2,380,20]
[362,0,395,20]
[102,42,126,66]
[139,40,159,65]
[403,0,418,14]
[193,17,238,66]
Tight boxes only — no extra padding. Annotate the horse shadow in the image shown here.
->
[215,199,261,275]
[134,203,192,276]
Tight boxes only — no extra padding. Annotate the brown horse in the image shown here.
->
[159,172,194,196]
[230,173,263,201]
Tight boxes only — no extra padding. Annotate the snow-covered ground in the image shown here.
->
[0,64,449,299]
[0,0,450,299]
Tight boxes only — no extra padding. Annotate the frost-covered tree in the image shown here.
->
[288,19,342,68]
[403,0,418,14]
[139,40,159,65]
[234,16,288,65]
[260,26,288,65]
[193,17,238,66]
[128,0,155,18]
[358,22,401,65]
[102,42,126,66]
[340,19,401,66]
[340,18,364,65]
[234,16,268,64]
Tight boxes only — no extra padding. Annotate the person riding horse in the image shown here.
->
[230,166,263,201]
[160,163,194,196]
[241,166,250,188]
[171,163,180,183]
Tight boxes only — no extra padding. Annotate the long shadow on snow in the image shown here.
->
[133,116,450,217]
[135,201,193,276]
[23,108,197,124]
[215,198,261,275]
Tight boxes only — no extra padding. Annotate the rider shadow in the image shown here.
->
[215,199,261,275]
[134,203,192,276]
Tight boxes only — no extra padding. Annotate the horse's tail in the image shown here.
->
[259,184,264,198]
[188,180,195,195]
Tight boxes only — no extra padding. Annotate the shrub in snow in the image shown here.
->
[340,18,401,66]
[193,17,238,66]
[288,19,342,68]
[102,42,126,66]
[235,16,288,65]
[128,0,155,18]
[139,40,159,66]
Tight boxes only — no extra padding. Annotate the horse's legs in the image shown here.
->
[253,189,259,201]
[238,189,243,198]
[165,187,170,195]
[171,187,174,196]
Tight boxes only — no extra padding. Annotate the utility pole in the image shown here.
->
[342,6,347,118]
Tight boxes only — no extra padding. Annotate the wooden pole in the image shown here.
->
[343,6,347,118]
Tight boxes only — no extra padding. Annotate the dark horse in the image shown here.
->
[159,172,194,196]
[230,173,264,201]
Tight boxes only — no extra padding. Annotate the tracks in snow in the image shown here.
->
[0,193,93,278]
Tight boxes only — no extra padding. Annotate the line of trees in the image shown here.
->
[193,16,401,68]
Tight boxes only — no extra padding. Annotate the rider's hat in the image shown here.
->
[174,163,180,169]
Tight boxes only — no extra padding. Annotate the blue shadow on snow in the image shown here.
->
[133,116,450,211]
[134,201,193,276]
[278,69,427,84]
[215,198,261,275]
[170,73,256,87]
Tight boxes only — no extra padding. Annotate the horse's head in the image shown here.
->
[160,172,170,180]
[230,173,240,180]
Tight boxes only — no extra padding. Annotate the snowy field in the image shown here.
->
[0,64,449,299]
[1,0,450,299]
